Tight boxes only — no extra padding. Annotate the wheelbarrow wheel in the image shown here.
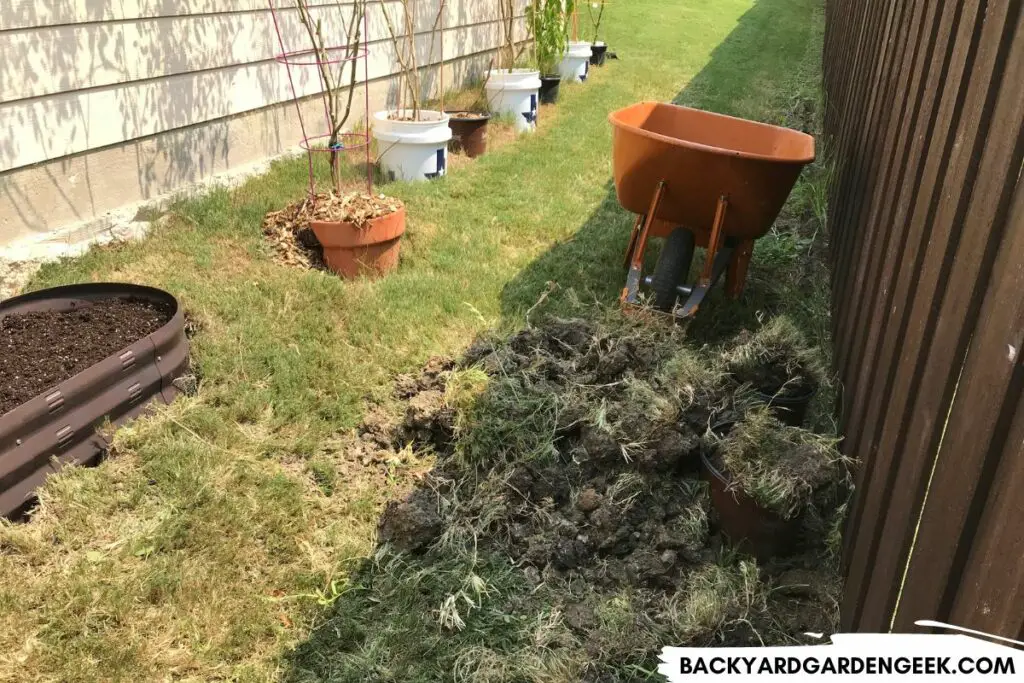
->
[651,228,695,312]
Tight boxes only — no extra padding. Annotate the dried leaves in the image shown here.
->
[262,192,403,270]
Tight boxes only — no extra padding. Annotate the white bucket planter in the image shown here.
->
[372,110,452,182]
[485,69,542,134]
[559,42,593,83]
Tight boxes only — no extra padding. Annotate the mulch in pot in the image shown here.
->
[263,192,402,271]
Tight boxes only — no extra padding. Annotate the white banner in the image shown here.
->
[659,622,1024,682]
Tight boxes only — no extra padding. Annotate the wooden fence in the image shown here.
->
[823,0,1023,636]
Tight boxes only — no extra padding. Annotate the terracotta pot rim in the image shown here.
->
[311,205,406,249]
[309,204,404,228]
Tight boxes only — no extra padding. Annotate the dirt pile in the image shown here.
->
[297,316,845,681]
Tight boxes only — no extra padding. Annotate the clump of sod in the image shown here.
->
[659,345,729,410]
[714,408,850,519]
[722,316,826,398]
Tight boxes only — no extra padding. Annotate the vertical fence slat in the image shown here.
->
[838,0,988,623]
[902,174,1024,634]
[825,0,1024,635]
[890,55,1024,627]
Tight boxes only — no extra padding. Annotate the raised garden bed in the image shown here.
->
[0,283,188,517]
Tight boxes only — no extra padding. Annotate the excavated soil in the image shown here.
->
[0,298,173,415]
[294,318,843,679]
[368,318,840,648]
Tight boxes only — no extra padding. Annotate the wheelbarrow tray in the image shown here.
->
[609,102,815,241]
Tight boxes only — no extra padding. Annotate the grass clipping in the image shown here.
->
[716,407,850,519]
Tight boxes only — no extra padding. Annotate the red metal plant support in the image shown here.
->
[267,0,373,198]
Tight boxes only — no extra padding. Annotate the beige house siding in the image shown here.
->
[0,0,529,250]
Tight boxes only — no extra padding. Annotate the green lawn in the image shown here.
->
[0,0,827,680]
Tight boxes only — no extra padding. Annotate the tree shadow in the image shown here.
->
[499,0,822,345]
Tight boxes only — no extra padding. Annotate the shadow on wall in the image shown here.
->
[0,0,513,240]
[1,1,274,235]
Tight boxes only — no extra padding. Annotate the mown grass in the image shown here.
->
[1,0,827,680]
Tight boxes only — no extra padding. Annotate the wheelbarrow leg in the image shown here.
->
[621,181,667,305]
[725,239,755,298]
[677,195,731,318]
[622,214,643,270]
[699,195,729,287]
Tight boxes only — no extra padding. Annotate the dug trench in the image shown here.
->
[289,316,844,680]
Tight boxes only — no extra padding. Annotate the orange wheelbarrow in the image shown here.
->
[609,102,815,317]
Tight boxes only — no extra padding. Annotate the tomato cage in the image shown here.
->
[267,1,373,196]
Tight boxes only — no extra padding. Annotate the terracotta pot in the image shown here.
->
[311,206,406,278]
[446,112,490,158]
[539,76,561,104]
[701,422,799,561]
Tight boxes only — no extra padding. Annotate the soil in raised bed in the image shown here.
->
[0,298,173,415]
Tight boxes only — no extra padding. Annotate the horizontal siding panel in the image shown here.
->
[1,0,528,30]
[2,2,519,102]
[0,18,525,170]
[1,0,357,30]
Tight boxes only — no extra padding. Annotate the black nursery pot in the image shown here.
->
[701,422,800,561]
[754,384,817,427]
[539,76,561,105]
[590,43,609,66]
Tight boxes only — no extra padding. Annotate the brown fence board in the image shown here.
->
[830,0,898,309]
[832,0,913,343]
[841,0,983,562]
[835,0,932,393]
[836,0,955,448]
[825,0,1024,636]
[900,172,1024,634]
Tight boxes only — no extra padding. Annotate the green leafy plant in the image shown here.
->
[527,0,572,76]
[587,0,606,44]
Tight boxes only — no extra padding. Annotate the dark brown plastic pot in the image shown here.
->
[590,43,608,66]
[446,112,490,158]
[311,205,406,278]
[0,283,189,518]
[754,384,816,427]
[539,76,561,105]
[701,422,799,561]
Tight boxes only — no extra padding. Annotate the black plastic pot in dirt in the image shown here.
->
[539,76,561,105]
[445,111,490,159]
[590,43,609,66]
[753,384,817,427]
[700,422,800,561]
[0,283,189,518]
